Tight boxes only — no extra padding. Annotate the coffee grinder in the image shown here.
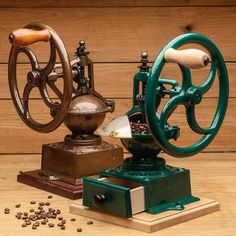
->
[71,33,228,231]
[8,23,123,199]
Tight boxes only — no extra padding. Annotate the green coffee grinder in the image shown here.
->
[82,33,228,218]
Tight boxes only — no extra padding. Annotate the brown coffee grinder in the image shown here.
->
[8,23,123,199]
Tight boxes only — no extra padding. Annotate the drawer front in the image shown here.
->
[83,177,132,217]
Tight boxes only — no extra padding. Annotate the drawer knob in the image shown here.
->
[94,194,107,203]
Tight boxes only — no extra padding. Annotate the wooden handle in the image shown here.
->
[9,28,51,46]
[164,48,210,69]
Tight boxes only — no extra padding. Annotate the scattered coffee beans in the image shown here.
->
[5,195,91,232]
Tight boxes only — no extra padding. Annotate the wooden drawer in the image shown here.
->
[83,177,145,217]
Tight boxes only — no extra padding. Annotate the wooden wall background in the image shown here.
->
[0,0,236,155]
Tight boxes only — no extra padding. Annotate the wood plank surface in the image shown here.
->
[0,0,236,7]
[0,153,235,235]
[0,98,235,154]
[1,7,236,62]
[4,62,235,98]
[70,198,219,233]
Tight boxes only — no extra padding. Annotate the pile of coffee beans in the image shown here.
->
[3,194,94,232]
[130,121,150,134]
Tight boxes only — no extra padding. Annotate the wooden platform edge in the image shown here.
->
[69,198,220,233]
[17,170,83,200]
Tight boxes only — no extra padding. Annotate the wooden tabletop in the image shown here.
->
[0,153,235,236]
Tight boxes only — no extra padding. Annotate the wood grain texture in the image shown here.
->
[0,153,235,235]
[3,63,235,98]
[1,4,235,156]
[0,0,235,7]
[0,98,235,154]
[1,7,236,63]
[70,198,219,233]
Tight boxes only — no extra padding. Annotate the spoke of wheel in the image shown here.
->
[39,80,60,110]
[186,105,214,134]
[198,59,217,95]
[22,82,34,118]
[160,94,186,128]
[47,81,63,99]
[17,47,40,71]
[179,65,192,91]
[41,42,56,76]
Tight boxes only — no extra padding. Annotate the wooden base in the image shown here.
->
[17,170,83,199]
[70,198,220,233]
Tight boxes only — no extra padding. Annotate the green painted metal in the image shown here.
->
[100,166,199,215]
[147,196,200,214]
[83,33,228,217]
[83,177,132,217]
[145,33,229,157]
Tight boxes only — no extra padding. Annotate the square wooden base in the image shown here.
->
[70,198,219,232]
[17,170,83,199]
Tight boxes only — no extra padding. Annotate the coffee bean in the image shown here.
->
[26,221,31,225]
[22,216,28,220]
[23,212,28,216]
[70,218,76,221]
[41,220,46,225]
[57,222,63,227]
[38,206,43,210]
[4,208,10,211]
[77,228,82,232]
[47,195,53,199]
[58,216,63,220]
[61,225,65,230]
[34,221,40,226]
[32,225,37,229]
[30,201,36,205]
[61,220,66,224]
[39,202,45,206]
[29,209,34,213]
[4,211,10,214]
[45,202,50,206]
[21,223,27,227]
[56,209,61,214]
[48,223,54,227]
[15,204,21,208]
[87,220,93,225]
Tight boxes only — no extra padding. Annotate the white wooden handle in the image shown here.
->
[164,48,210,69]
